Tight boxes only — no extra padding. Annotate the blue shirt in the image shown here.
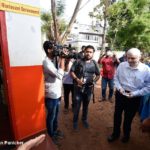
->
[114,62,150,96]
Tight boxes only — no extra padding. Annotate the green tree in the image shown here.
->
[41,12,53,40]
[41,0,67,41]
[107,0,150,52]
[89,0,113,56]
[41,0,83,44]
[61,0,83,44]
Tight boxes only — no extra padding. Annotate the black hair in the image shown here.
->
[68,44,72,48]
[84,45,95,52]
[81,45,86,50]
[124,48,129,53]
[105,47,111,52]
[43,41,54,55]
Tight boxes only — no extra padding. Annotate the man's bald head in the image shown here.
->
[127,48,141,57]
[127,48,141,68]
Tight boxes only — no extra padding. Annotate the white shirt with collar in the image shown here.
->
[114,61,150,97]
[43,57,64,99]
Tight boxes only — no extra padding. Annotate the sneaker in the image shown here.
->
[82,121,89,128]
[54,130,64,139]
[107,134,119,142]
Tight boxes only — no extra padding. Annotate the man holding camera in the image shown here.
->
[98,49,120,102]
[43,41,68,145]
[70,45,100,130]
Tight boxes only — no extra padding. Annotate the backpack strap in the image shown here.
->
[91,59,98,103]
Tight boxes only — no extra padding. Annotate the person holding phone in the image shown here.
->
[107,48,150,143]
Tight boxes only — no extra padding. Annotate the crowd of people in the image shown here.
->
[15,43,150,150]
[42,41,150,146]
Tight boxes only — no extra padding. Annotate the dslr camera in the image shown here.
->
[43,41,80,59]
[53,44,78,59]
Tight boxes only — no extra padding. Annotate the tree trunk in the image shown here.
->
[51,0,60,43]
[100,10,107,56]
[61,0,83,44]
[99,0,112,57]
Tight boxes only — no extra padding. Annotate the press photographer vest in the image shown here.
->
[73,59,98,85]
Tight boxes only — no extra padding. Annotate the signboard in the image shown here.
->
[0,0,40,16]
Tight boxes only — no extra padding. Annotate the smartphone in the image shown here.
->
[122,91,130,97]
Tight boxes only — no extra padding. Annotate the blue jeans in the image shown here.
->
[73,86,92,124]
[101,77,114,99]
[139,94,150,121]
[45,97,60,137]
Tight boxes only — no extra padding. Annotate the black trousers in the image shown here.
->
[73,86,92,123]
[63,84,74,109]
[113,91,141,137]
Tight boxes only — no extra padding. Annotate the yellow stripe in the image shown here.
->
[0,0,40,17]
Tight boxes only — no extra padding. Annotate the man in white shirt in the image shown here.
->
[43,41,68,145]
[107,48,150,143]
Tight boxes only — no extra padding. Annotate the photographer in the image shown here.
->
[70,45,100,130]
[43,41,68,145]
[98,49,120,102]
[63,56,75,113]
[77,45,86,60]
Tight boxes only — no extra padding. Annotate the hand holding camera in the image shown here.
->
[60,48,69,58]
[76,78,84,87]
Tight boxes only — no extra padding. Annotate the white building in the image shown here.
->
[66,23,104,52]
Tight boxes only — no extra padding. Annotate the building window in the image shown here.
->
[86,34,90,40]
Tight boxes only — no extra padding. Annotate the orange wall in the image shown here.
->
[1,10,46,140]
[9,66,46,140]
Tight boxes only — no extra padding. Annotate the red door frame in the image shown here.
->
[0,10,15,140]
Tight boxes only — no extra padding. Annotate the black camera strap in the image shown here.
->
[55,56,58,69]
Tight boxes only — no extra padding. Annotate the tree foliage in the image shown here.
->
[41,11,67,41]
[41,12,53,40]
[41,0,67,41]
[41,0,83,44]
[61,0,83,44]
[107,0,150,52]
[56,0,65,16]
[89,0,116,56]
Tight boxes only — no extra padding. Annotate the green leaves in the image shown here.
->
[56,0,65,16]
[40,0,67,41]
[107,0,150,52]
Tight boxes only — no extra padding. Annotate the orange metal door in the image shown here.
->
[0,10,46,141]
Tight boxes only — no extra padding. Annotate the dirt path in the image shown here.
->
[58,81,150,150]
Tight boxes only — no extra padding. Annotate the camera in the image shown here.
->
[52,44,78,59]
[52,44,64,57]
[43,41,80,59]
[81,81,94,93]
